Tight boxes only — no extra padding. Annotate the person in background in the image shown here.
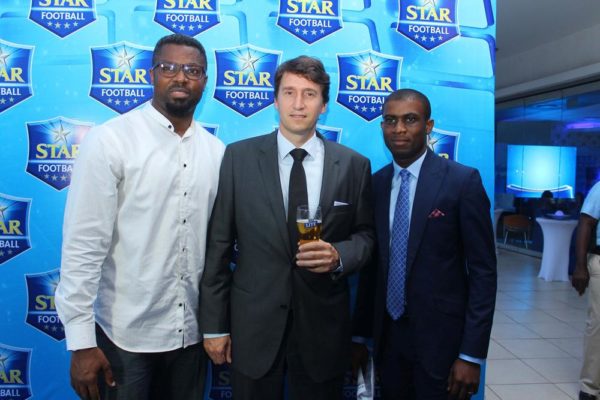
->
[55,33,225,400]
[572,180,600,400]
[353,88,497,400]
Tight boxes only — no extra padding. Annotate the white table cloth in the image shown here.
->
[537,217,578,281]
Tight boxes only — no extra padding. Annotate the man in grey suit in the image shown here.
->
[200,55,375,400]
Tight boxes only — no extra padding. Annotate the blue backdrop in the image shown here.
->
[0,1,495,398]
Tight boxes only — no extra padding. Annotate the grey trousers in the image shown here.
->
[581,254,600,397]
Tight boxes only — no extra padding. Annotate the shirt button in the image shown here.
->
[184,192,187,196]
[183,219,186,224]
[183,163,187,168]
[178,329,182,333]
[179,303,183,307]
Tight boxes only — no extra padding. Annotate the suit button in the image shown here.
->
[279,304,288,310]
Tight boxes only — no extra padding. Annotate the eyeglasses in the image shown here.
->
[152,62,206,80]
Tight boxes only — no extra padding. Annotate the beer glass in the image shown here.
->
[296,205,322,244]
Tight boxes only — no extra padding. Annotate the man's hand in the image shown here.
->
[571,265,590,296]
[204,336,232,365]
[350,342,369,382]
[70,347,114,400]
[447,358,480,399]
[295,240,340,273]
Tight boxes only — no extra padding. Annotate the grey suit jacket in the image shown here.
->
[200,131,375,381]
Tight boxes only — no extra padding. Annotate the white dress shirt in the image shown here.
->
[277,130,324,217]
[56,103,225,352]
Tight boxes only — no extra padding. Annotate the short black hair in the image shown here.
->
[383,89,431,120]
[274,56,330,104]
[152,34,207,65]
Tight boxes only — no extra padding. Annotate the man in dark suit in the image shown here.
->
[200,56,375,400]
[353,89,497,399]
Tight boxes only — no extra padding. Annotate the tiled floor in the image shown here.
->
[486,249,589,400]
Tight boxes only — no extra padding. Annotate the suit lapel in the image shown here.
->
[257,131,292,258]
[406,150,446,273]
[377,164,394,277]
[319,137,340,223]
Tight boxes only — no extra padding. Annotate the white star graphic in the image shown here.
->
[239,49,259,72]
[0,48,9,69]
[361,55,381,77]
[116,48,135,69]
[52,123,70,146]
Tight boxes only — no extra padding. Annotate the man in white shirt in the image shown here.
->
[55,33,225,400]
[572,180,600,400]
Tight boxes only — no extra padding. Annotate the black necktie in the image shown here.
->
[288,148,308,253]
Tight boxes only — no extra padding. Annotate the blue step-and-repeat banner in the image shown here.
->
[0,1,495,398]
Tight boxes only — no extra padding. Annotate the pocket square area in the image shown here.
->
[334,201,349,206]
[428,209,445,218]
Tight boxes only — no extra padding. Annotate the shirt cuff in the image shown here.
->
[64,323,97,351]
[203,333,230,339]
[352,336,369,344]
[459,353,485,365]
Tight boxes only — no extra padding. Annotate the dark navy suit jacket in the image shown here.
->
[354,149,497,378]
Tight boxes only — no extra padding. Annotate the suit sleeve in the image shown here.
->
[332,157,376,279]
[200,146,236,334]
[459,169,497,359]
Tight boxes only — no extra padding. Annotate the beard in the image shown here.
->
[165,97,198,117]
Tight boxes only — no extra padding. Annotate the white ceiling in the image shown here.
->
[496,0,600,59]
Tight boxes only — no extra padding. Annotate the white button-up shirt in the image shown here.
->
[56,103,225,352]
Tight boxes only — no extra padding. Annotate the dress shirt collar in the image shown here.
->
[145,102,196,138]
[277,130,321,161]
[392,149,427,182]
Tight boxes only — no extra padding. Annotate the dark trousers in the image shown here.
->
[96,325,207,400]
[231,313,344,400]
[380,316,448,400]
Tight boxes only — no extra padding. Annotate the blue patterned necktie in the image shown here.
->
[387,169,411,320]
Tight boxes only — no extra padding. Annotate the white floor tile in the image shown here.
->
[488,383,573,400]
[555,382,580,399]
[486,359,548,384]
[488,339,517,359]
[522,358,582,383]
[491,323,540,340]
[547,338,584,359]
[496,338,570,358]
[484,386,502,400]
[501,309,560,324]
[523,322,583,339]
